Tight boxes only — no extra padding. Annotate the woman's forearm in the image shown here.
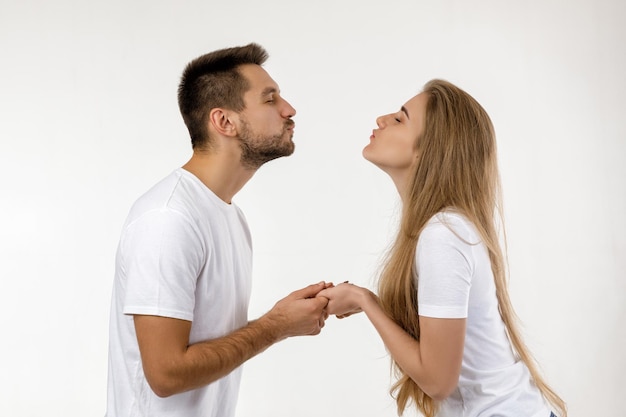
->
[360,291,462,400]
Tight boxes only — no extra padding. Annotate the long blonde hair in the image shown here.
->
[377,79,566,417]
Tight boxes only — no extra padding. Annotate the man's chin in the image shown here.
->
[277,137,295,157]
[241,145,295,169]
[284,141,295,156]
[267,144,295,162]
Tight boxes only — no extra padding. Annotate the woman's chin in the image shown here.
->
[362,145,375,163]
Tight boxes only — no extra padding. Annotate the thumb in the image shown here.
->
[291,282,327,299]
[309,294,329,312]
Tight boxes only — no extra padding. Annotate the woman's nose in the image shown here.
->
[376,115,386,128]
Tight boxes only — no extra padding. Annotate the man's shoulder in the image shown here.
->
[128,170,185,213]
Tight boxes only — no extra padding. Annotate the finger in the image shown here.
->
[311,321,322,335]
[337,311,353,319]
[316,288,331,299]
[291,282,327,299]
[314,296,329,311]
[306,295,330,312]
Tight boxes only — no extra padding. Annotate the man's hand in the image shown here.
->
[262,282,331,340]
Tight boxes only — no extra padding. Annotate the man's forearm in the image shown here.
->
[137,282,328,397]
[144,315,282,397]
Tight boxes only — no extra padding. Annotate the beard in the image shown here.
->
[237,118,295,169]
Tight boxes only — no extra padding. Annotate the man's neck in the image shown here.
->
[182,151,256,204]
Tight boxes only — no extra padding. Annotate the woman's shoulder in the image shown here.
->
[423,210,480,244]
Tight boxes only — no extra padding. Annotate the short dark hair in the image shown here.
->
[177,43,269,149]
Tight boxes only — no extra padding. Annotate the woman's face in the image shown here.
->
[363,92,428,176]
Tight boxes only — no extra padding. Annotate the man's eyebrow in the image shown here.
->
[401,106,410,119]
[261,87,278,96]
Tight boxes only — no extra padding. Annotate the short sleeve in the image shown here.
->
[119,208,205,321]
[416,216,475,319]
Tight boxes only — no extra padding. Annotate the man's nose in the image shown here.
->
[281,98,296,118]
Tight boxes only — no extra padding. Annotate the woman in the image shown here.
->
[318,80,566,417]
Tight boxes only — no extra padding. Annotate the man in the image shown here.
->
[106,43,330,417]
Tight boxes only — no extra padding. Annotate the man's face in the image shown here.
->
[235,64,297,169]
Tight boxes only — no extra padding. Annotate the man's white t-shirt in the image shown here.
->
[106,168,253,417]
[415,212,551,417]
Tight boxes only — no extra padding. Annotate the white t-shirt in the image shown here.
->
[416,212,551,417]
[106,168,253,417]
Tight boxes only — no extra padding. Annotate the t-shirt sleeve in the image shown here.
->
[416,219,474,319]
[119,209,204,321]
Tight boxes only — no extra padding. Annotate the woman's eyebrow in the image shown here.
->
[401,106,410,119]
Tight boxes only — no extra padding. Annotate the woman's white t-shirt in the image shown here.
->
[415,212,551,417]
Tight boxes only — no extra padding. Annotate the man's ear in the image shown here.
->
[208,108,238,137]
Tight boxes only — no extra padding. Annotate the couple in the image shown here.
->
[106,43,566,417]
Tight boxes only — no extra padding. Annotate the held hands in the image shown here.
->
[263,281,373,342]
[317,282,371,319]
[264,282,333,340]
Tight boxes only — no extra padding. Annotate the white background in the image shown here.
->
[1,0,624,416]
